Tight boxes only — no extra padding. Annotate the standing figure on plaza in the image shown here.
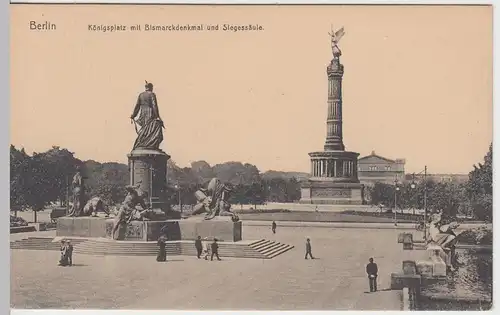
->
[192,177,239,221]
[67,167,87,217]
[156,234,167,262]
[366,257,378,292]
[111,183,151,240]
[130,81,165,151]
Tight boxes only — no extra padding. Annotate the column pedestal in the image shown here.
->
[128,148,179,218]
[300,150,364,205]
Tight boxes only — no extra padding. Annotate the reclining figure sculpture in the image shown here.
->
[192,177,239,222]
[111,182,155,240]
[428,212,460,252]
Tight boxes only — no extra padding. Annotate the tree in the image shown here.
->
[284,177,301,202]
[23,153,58,222]
[36,146,81,206]
[368,183,395,207]
[212,162,262,185]
[84,160,129,206]
[466,143,492,221]
[10,145,29,216]
[190,160,215,184]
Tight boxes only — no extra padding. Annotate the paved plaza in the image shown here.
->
[11,225,408,310]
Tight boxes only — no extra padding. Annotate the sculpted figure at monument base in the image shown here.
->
[81,197,110,217]
[192,177,239,222]
[67,168,87,217]
[111,183,154,240]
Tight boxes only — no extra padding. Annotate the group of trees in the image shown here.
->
[365,144,493,221]
[10,145,303,216]
[10,143,492,222]
[10,146,80,221]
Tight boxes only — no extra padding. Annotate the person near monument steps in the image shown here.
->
[366,257,378,292]
[58,240,68,266]
[157,235,167,262]
[195,236,203,259]
[211,238,221,261]
[203,237,211,260]
[305,238,314,259]
[272,221,277,234]
[66,240,74,266]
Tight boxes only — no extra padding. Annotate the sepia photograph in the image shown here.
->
[9,3,493,311]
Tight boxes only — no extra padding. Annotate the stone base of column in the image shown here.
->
[128,148,172,213]
[299,181,365,205]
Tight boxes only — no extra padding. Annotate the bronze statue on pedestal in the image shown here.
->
[130,81,165,151]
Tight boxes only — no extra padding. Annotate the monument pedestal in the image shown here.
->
[300,181,364,205]
[128,148,175,214]
[103,216,242,242]
[178,216,242,242]
[57,216,242,242]
[300,150,364,205]
[56,217,108,238]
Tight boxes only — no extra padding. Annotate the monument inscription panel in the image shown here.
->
[312,188,351,198]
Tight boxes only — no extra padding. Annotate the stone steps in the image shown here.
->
[248,239,295,259]
[11,237,294,259]
[10,237,87,250]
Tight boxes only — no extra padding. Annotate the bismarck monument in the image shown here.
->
[300,27,364,205]
[128,81,171,213]
[58,81,241,242]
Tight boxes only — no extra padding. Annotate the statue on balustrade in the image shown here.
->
[192,177,239,222]
[428,212,461,252]
[130,81,165,151]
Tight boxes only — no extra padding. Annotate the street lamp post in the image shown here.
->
[410,166,428,242]
[394,178,399,226]
[149,166,154,209]
[174,184,182,214]
[66,174,70,214]
[423,166,428,242]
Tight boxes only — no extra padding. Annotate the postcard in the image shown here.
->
[10,3,493,311]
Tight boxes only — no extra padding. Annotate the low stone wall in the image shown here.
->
[29,222,49,231]
[10,226,36,233]
[238,211,415,223]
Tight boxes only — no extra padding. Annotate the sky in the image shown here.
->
[10,5,493,174]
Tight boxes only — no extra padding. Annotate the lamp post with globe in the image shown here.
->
[173,184,182,214]
[410,166,428,242]
[394,178,400,226]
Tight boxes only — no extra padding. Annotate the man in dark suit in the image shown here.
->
[366,257,378,292]
[272,221,277,234]
[211,238,221,261]
[195,236,203,259]
[305,238,314,259]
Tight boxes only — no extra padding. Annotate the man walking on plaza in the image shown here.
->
[211,238,221,261]
[305,238,314,259]
[272,221,277,234]
[366,257,378,292]
[66,240,74,266]
[195,236,203,259]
